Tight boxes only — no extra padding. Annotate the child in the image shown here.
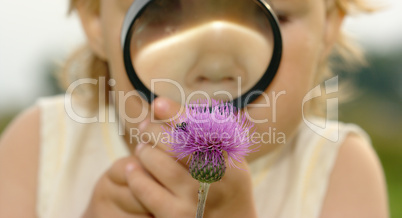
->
[0,0,388,217]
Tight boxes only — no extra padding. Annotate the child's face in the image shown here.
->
[88,0,340,147]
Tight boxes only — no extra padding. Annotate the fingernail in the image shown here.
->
[126,163,136,173]
[155,98,169,113]
[135,143,145,154]
[138,120,149,131]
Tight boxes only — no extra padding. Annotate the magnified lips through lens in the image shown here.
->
[122,0,282,108]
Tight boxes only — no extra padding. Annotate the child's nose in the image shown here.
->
[186,52,245,84]
[185,21,253,86]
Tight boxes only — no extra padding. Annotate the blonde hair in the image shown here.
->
[63,0,376,114]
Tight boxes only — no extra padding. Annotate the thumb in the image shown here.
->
[152,97,185,122]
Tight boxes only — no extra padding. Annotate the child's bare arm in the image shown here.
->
[0,106,40,218]
[320,134,389,218]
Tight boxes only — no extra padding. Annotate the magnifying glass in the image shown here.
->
[121,0,282,109]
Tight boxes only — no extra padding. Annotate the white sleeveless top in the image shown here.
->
[36,95,370,218]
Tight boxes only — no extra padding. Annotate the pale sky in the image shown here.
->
[343,0,402,52]
[0,0,401,111]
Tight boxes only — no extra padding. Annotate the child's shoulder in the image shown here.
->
[0,104,41,161]
[0,105,40,216]
[319,127,388,217]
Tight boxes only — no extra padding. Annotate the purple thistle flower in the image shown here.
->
[165,100,256,183]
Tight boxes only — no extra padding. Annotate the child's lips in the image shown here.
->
[186,66,246,86]
[188,80,245,98]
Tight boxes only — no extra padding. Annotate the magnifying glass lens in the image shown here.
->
[123,0,281,107]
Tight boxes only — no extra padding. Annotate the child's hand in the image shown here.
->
[130,97,258,218]
[82,156,153,218]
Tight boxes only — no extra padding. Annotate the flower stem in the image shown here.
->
[196,182,211,218]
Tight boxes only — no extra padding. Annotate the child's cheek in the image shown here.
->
[100,0,148,128]
[246,20,325,146]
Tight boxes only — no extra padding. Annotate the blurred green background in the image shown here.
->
[338,48,402,217]
[0,47,401,216]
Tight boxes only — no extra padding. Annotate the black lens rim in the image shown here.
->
[121,0,282,109]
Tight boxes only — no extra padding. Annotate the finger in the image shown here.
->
[137,120,169,150]
[137,119,191,166]
[206,158,253,205]
[135,143,198,199]
[126,160,176,217]
[105,157,150,214]
[107,156,138,185]
[105,174,149,215]
[152,97,185,122]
